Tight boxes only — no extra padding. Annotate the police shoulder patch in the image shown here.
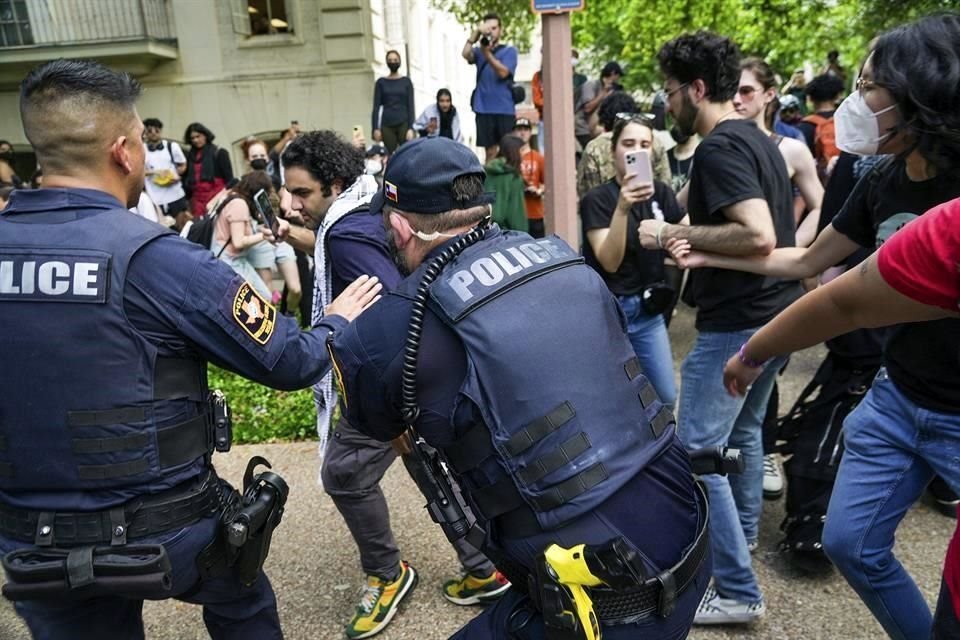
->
[232,282,276,345]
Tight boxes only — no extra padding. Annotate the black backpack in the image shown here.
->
[185,194,239,258]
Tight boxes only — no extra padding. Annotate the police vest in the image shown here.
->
[397,228,676,531]
[0,205,211,496]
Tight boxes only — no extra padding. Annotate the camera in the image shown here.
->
[479,35,490,47]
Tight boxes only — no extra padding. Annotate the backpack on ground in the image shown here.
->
[802,114,839,181]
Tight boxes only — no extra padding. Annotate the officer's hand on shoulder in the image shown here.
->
[325,275,382,322]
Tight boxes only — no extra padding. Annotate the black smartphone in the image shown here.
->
[253,188,279,235]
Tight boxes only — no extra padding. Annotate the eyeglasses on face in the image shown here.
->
[662,82,689,98]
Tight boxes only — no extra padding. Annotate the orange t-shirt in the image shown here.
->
[520,150,545,220]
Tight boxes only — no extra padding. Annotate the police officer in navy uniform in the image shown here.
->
[0,60,380,639]
[329,136,710,639]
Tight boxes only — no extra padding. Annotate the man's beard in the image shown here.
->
[387,228,412,276]
[675,92,699,137]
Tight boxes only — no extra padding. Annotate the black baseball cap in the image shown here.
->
[369,137,495,215]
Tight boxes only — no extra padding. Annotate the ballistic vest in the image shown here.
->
[0,198,211,498]
[397,228,676,531]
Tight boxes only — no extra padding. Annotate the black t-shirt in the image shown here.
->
[685,119,802,331]
[580,179,683,296]
[832,157,960,412]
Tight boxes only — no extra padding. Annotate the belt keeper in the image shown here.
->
[34,512,55,547]
[109,507,128,546]
[656,570,677,618]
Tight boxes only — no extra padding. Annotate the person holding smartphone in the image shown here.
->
[413,88,463,143]
[210,170,276,299]
[580,114,685,408]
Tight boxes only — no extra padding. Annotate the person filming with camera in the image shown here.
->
[462,12,518,164]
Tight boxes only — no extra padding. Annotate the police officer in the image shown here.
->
[0,60,380,639]
[329,136,710,639]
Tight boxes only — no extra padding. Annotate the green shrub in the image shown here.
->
[207,365,319,443]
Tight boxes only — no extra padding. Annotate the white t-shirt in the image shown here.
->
[143,140,187,206]
[129,191,160,223]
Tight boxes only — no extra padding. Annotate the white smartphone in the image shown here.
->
[624,149,653,189]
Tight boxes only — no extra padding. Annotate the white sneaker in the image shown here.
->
[694,586,766,625]
[763,454,784,499]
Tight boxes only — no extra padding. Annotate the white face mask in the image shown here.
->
[412,229,457,241]
[834,91,898,156]
[572,57,579,67]
[365,159,383,175]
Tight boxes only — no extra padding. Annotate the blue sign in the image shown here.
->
[531,0,584,13]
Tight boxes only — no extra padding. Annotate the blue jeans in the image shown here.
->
[0,503,282,639]
[823,370,960,640]
[676,329,785,603]
[617,294,676,408]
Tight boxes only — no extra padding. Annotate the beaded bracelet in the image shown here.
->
[738,343,768,369]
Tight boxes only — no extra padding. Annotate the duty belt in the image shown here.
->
[498,480,710,624]
[0,471,221,547]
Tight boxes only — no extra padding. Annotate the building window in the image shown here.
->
[247,0,292,36]
[0,0,33,46]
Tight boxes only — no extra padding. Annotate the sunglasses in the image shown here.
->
[737,86,759,97]
[615,112,656,125]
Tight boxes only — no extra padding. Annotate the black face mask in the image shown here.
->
[250,159,268,171]
[0,150,14,163]
[387,62,401,73]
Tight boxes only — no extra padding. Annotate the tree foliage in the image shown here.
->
[433,0,960,88]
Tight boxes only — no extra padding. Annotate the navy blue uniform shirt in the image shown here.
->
[4,188,345,389]
[332,239,700,571]
[327,208,403,297]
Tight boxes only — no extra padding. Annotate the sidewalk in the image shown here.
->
[0,308,951,639]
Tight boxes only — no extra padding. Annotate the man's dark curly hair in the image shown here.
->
[871,12,960,172]
[804,74,845,103]
[281,130,364,197]
[598,91,638,132]
[657,31,740,103]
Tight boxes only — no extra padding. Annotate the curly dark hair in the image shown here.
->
[872,12,960,172]
[598,91,638,132]
[281,130,364,197]
[804,74,845,103]
[657,31,741,103]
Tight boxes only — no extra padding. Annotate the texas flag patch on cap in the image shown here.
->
[384,180,398,203]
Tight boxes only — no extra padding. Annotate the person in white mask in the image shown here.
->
[664,13,960,640]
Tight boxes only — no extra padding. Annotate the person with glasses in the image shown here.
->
[580,114,685,407]
[734,58,823,248]
[639,31,802,626]
[666,14,960,638]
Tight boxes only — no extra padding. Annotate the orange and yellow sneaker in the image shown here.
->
[344,561,418,639]
[442,570,511,605]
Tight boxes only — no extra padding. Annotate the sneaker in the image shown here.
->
[928,476,959,519]
[345,561,418,639]
[747,540,758,553]
[442,570,511,605]
[763,454,784,499]
[694,586,765,625]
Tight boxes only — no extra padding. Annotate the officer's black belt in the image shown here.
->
[500,480,711,624]
[0,471,221,546]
